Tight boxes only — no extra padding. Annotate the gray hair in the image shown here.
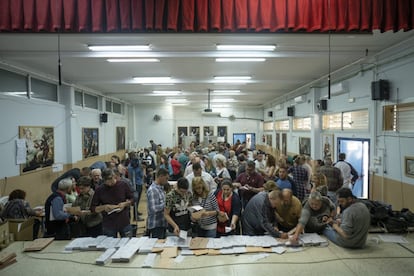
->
[308,191,323,201]
[58,178,73,191]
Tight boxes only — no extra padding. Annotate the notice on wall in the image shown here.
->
[16,139,27,165]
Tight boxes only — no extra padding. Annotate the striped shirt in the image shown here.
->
[192,192,219,230]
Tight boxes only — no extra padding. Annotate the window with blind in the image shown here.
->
[263,122,274,131]
[383,103,414,132]
[105,99,123,114]
[322,109,368,130]
[275,120,290,131]
[293,117,311,131]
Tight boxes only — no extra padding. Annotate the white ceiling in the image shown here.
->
[0,31,413,110]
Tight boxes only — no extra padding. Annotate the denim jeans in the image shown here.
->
[148,227,166,239]
[323,225,340,245]
[197,228,217,238]
[103,224,132,238]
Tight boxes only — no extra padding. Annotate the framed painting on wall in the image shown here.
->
[322,134,334,159]
[116,127,126,151]
[189,126,200,144]
[203,126,214,137]
[405,156,414,178]
[19,126,54,173]
[177,126,188,146]
[217,126,227,142]
[82,128,99,159]
[299,137,311,156]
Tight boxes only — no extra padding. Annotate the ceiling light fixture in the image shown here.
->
[165,98,187,103]
[211,98,235,102]
[133,77,175,84]
[107,58,159,62]
[88,45,151,51]
[153,90,182,95]
[215,58,266,62]
[214,76,251,80]
[213,90,241,93]
[216,45,276,51]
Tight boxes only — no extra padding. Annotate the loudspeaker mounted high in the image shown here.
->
[287,106,294,117]
[371,79,390,100]
[100,113,108,123]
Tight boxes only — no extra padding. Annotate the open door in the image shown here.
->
[337,138,370,198]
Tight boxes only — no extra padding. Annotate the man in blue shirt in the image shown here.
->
[147,168,169,238]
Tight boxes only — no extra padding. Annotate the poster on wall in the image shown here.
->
[82,128,99,159]
[282,133,287,156]
[19,126,54,173]
[177,126,188,146]
[299,137,311,156]
[322,134,334,159]
[116,127,126,151]
[189,126,200,145]
[405,156,414,178]
[217,126,227,142]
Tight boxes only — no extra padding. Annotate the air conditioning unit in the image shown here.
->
[294,95,306,103]
[201,110,221,117]
[330,81,348,95]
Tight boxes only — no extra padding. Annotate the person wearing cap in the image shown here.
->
[323,188,370,248]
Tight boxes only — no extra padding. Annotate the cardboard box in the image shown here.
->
[8,218,34,241]
[0,221,10,247]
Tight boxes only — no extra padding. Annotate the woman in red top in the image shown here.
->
[170,152,182,181]
[215,179,242,236]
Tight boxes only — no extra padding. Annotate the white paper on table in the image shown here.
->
[179,230,187,239]
[272,247,286,254]
[174,255,185,263]
[225,227,232,233]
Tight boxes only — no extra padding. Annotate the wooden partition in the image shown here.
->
[0,150,125,207]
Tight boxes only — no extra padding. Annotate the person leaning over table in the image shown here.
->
[164,177,193,236]
[290,191,336,242]
[90,168,134,238]
[242,190,288,239]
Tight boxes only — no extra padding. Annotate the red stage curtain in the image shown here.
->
[1,0,412,33]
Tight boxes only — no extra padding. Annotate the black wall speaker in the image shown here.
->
[287,106,294,117]
[371,79,390,100]
[100,113,108,123]
[267,111,273,118]
[317,99,327,111]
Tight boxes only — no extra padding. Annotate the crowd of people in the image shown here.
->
[0,140,370,249]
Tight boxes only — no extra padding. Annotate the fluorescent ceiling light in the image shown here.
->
[216,45,276,51]
[165,98,187,103]
[215,58,266,62]
[107,58,159,62]
[214,76,251,80]
[213,90,241,93]
[88,45,151,51]
[153,90,182,95]
[212,98,235,102]
[133,77,175,84]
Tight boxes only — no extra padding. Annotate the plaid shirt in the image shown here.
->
[288,165,308,201]
[146,182,167,229]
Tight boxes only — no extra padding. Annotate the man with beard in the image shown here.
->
[323,188,370,248]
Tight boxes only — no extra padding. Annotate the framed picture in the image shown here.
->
[281,133,287,156]
[276,133,280,151]
[203,126,214,137]
[116,127,126,151]
[189,126,200,144]
[82,128,99,159]
[322,134,334,159]
[299,137,311,156]
[405,156,414,178]
[177,126,188,146]
[19,126,54,173]
[217,126,227,142]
